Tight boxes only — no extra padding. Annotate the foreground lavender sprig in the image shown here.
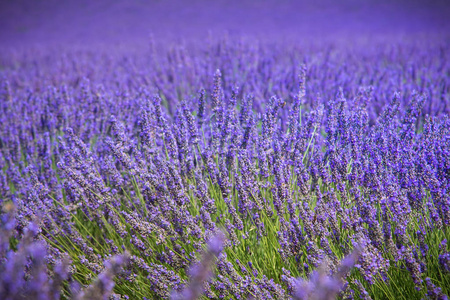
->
[74,253,130,300]
[171,232,225,300]
[289,249,360,300]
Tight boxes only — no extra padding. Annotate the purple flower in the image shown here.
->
[171,232,225,300]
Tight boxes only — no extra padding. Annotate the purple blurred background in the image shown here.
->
[1,0,449,47]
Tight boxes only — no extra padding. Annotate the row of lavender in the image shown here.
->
[0,38,449,299]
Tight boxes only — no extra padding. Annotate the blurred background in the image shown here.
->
[1,0,449,47]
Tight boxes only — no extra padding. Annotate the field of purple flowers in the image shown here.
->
[1,15,450,300]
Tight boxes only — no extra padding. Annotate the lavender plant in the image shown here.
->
[0,36,449,299]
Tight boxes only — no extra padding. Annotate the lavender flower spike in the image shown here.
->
[171,232,225,300]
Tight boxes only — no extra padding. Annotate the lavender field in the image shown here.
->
[1,1,450,299]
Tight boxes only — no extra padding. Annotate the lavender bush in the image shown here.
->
[0,35,449,299]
